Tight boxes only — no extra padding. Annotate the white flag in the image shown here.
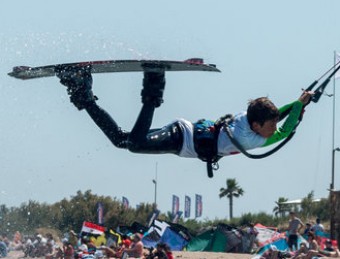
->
[335,52,340,79]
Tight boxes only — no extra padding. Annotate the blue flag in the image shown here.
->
[184,196,191,218]
[195,194,202,218]
[172,195,179,216]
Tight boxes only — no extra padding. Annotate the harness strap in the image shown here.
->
[193,115,233,178]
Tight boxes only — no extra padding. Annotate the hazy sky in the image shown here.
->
[1,0,340,221]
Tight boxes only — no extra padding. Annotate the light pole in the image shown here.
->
[331,147,340,190]
[152,179,157,207]
[330,52,339,241]
[152,162,158,208]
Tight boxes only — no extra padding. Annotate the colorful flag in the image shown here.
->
[184,196,191,218]
[122,196,129,209]
[81,221,105,235]
[172,195,180,216]
[97,202,104,225]
[195,194,202,218]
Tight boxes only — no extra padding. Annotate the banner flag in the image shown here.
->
[195,194,202,218]
[81,221,105,235]
[122,196,129,209]
[184,196,191,218]
[97,202,104,225]
[172,195,180,216]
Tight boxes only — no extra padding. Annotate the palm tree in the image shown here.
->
[219,178,244,219]
[273,197,290,217]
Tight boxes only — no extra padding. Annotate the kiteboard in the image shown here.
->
[8,58,220,80]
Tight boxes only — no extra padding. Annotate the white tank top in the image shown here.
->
[176,112,266,158]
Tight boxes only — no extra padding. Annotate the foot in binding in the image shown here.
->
[141,71,165,107]
[56,65,97,110]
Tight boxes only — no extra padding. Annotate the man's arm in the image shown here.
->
[298,220,305,233]
[262,100,303,147]
[262,91,313,147]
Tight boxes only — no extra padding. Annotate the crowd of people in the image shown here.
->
[0,217,339,259]
[0,230,174,259]
[260,212,340,259]
[0,231,57,258]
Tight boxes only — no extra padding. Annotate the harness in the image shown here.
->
[194,59,340,178]
[193,114,233,178]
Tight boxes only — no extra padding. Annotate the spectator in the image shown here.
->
[0,237,8,257]
[260,245,280,259]
[303,223,312,236]
[23,236,34,257]
[69,230,79,250]
[298,231,319,259]
[287,211,304,251]
[121,233,144,258]
[148,243,167,259]
[63,238,75,259]
[292,242,308,259]
[306,231,318,251]
[322,239,336,252]
[10,231,23,251]
[312,218,325,233]
[317,239,340,258]
[46,233,56,255]
[101,244,119,258]
[163,243,173,259]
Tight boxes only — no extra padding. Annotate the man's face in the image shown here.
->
[252,118,278,138]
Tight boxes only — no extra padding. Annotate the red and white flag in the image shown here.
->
[81,221,105,235]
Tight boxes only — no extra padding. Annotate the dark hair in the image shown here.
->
[247,97,279,127]
[307,231,315,239]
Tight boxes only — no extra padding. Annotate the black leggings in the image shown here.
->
[85,102,183,155]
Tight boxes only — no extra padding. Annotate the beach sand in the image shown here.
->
[7,250,254,259]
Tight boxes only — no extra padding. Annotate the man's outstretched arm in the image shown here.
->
[262,91,313,147]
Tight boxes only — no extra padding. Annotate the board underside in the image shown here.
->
[8,59,220,80]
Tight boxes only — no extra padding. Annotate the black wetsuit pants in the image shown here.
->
[85,101,183,155]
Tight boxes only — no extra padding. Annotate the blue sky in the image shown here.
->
[1,0,340,221]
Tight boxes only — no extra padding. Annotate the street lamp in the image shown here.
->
[152,162,158,208]
[330,148,339,240]
[152,179,157,207]
[330,56,339,241]
[331,147,340,190]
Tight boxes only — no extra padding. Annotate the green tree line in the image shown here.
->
[0,188,331,239]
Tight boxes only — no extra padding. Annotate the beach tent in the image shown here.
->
[186,224,253,253]
[254,224,309,256]
[160,227,189,251]
[254,223,284,248]
[142,220,190,251]
[117,221,149,236]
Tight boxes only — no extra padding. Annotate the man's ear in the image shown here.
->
[251,122,261,133]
